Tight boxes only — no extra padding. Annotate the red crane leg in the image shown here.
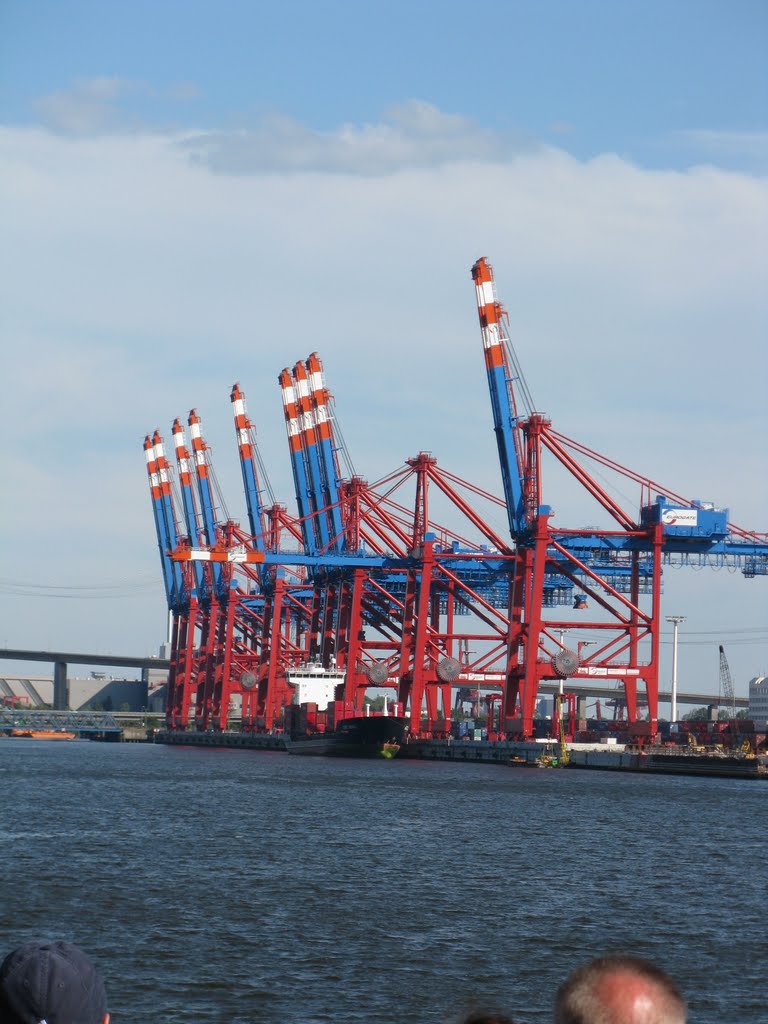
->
[643,523,664,734]
[397,546,436,735]
[340,569,366,708]
[440,683,452,727]
[425,684,439,730]
[320,582,338,666]
[503,548,526,730]
[306,585,323,662]
[260,578,287,730]
[195,597,219,731]
[212,596,237,730]
[623,677,638,722]
[165,611,184,730]
[397,572,418,729]
[518,511,552,737]
[174,599,200,729]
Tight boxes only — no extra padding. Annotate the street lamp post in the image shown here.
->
[666,615,686,723]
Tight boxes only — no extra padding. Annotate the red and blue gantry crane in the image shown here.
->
[144,261,768,739]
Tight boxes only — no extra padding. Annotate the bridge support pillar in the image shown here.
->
[577,695,588,721]
[53,661,69,710]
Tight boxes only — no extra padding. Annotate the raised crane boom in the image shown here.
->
[187,409,223,595]
[230,383,267,552]
[293,360,331,551]
[718,644,737,721]
[471,257,531,537]
[171,418,205,597]
[149,430,184,610]
[279,368,317,555]
[144,435,178,608]
[306,352,345,552]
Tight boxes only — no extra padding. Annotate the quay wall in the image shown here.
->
[156,730,287,751]
[150,731,766,778]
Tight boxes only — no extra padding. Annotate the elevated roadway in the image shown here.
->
[537,681,746,708]
[0,648,746,712]
[0,648,170,709]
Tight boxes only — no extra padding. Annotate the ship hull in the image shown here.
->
[641,753,759,778]
[10,729,77,740]
[287,715,407,758]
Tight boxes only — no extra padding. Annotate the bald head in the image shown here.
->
[554,956,686,1024]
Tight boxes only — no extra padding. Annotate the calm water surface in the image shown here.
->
[0,740,764,1023]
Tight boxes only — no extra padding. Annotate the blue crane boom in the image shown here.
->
[293,360,331,552]
[171,418,205,598]
[306,352,345,552]
[230,383,268,552]
[149,431,185,610]
[279,368,318,556]
[144,435,177,608]
[187,409,223,596]
[471,257,529,538]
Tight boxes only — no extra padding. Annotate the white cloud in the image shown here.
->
[672,129,768,172]
[180,100,536,174]
[32,77,141,136]
[0,111,766,690]
[30,77,202,137]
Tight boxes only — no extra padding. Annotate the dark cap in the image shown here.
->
[0,941,107,1024]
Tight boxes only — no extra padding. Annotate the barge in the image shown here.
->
[9,729,77,740]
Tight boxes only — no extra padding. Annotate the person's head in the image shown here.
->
[554,955,686,1024]
[460,1014,516,1024]
[0,941,109,1024]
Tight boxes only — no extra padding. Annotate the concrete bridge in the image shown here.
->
[0,648,169,709]
[0,647,746,713]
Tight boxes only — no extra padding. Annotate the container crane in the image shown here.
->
[471,257,768,741]
[146,258,767,740]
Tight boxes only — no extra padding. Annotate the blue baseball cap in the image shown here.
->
[0,941,107,1024]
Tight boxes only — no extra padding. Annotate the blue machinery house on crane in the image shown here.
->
[143,258,768,741]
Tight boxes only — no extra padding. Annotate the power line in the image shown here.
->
[0,576,159,599]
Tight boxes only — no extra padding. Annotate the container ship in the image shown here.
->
[283,663,407,758]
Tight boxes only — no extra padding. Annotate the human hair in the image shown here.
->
[554,955,686,1024]
[460,1013,516,1024]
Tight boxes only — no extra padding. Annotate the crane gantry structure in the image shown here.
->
[143,260,768,739]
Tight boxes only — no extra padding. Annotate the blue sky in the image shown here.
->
[0,0,766,698]
[2,0,767,168]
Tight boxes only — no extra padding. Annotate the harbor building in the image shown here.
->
[748,676,768,729]
[0,667,168,712]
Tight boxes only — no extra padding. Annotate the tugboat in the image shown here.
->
[284,663,407,758]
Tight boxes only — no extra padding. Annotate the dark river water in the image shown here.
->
[0,740,764,1023]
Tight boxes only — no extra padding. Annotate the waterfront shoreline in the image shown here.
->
[151,730,768,779]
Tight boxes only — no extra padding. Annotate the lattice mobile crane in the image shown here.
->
[718,644,736,720]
